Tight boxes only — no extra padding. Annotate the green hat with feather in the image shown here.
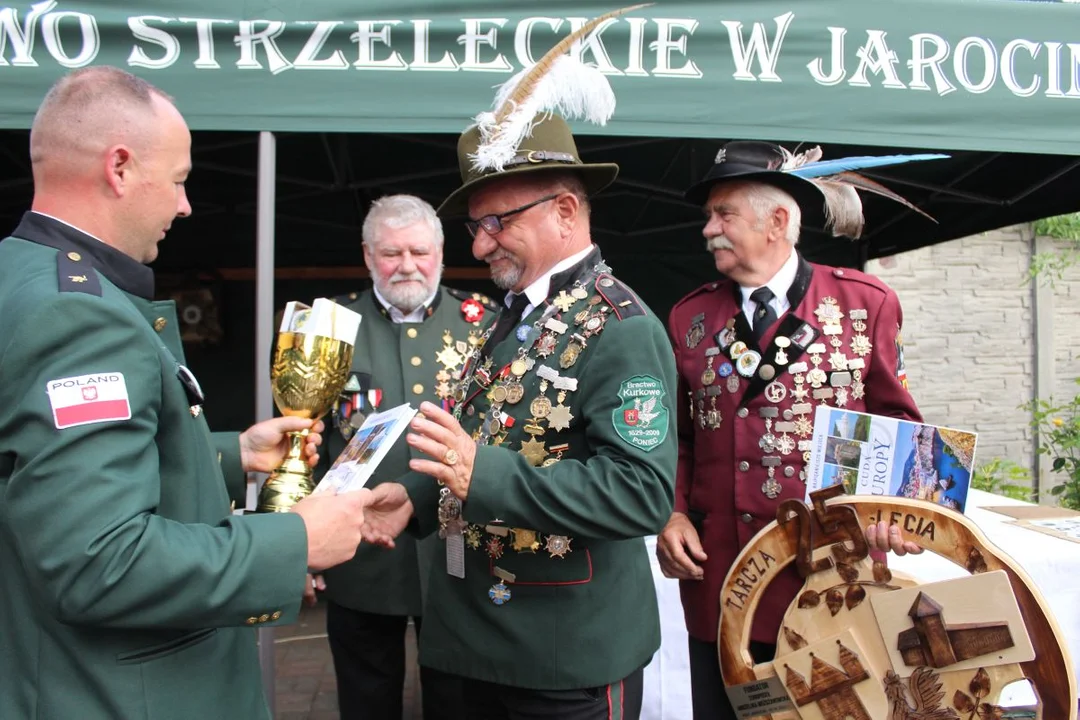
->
[437,4,651,217]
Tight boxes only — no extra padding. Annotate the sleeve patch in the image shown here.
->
[46,372,131,429]
[613,375,669,452]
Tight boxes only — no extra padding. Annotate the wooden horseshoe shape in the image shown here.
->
[719,491,1076,720]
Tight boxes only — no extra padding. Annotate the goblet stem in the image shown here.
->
[257,429,316,513]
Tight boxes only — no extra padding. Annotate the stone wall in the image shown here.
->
[864,225,1049,477]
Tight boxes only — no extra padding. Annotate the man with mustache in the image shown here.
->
[315,194,494,720]
[358,107,677,718]
[656,141,924,719]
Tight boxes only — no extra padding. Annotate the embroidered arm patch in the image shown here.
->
[47,372,131,429]
[613,375,669,452]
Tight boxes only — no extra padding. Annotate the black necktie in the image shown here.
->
[483,293,531,357]
[750,287,778,344]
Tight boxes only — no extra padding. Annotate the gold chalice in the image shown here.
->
[257,331,355,512]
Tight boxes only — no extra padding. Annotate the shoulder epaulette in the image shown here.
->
[826,266,890,295]
[446,286,499,311]
[56,250,101,296]
[332,290,364,306]
[671,280,724,313]
[594,274,645,320]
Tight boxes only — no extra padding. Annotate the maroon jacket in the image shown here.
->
[668,255,921,644]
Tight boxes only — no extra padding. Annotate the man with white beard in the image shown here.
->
[314,194,496,720]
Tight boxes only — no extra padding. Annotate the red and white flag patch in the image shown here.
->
[46,373,132,429]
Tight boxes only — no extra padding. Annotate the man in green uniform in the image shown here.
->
[360,107,677,718]
[0,66,372,720]
[317,194,495,719]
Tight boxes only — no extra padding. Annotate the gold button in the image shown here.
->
[245,617,258,625]
[411,356,422,367]
[407,328,418,339]
[67,252,81,261]
[153,317,167,332]
[412,383,424,395]
[258,614,270,623]
[271,611,282,621]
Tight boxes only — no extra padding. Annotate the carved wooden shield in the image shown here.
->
[719,485,1076,720]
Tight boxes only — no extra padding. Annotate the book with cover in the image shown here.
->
[804,405,978,513]
[313,403,417,495]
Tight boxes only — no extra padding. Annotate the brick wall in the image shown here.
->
[864,226,1039,476]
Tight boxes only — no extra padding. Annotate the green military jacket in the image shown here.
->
[0,212,309,720]
[318,286,496,616]
[400,247,677,690]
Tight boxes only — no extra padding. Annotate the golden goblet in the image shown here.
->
[257,332,355,512]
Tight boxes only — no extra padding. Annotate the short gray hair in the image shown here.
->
[362,194,443,247]
[741,181,802,245]
[30,66,171,165]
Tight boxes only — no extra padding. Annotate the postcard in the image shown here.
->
[313,402,417,494]
[805,406,977,513]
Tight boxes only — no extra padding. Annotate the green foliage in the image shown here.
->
[972,458,1034,502]
[1030,214,1080,286]
[1022,377,1080,510]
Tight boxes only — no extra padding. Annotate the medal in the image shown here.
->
[726,374,741,393]
[516,324,531,342]
[505,382,525,404]
[730,340,748,359]
[701,355,717,386]
[718,361,734,378]
[764,381,787,403]
[736,350,761,377]
[559,335,585,369]
[486,536,504,559]
[553,290,576,313]
[464,525,482,550]
[762,473,782,499]
[546,535,572,558]
[461,298,485,323]
[511,528,541,553]
[547,391,574,431]
[489,582,511,605]
[685,313,705,349]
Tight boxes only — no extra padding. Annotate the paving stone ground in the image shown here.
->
[266,603,422,720]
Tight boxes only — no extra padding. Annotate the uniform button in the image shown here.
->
[737,408,749,419]
[411,356,422,367]
[258,614,270,623]
[407,328,418,339]
[67,252,81,261]
[740,513,753,524]
[834,269,845,277]
[245,617,258,625]
[738,461,750,472]
[412,383,424,395]
[271,611,282,621]
[153,317,167,332]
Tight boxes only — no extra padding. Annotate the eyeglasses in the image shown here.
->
[465,194,559,238]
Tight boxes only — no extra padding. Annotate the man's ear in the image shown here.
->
[103,145,133,197]
[769,205,790,243]
[554,192,580,235]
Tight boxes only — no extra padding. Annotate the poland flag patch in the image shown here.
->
[46,373,132,429]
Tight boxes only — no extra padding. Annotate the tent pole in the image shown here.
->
[255,130,277,715]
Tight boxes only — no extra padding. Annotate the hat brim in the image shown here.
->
[684,164,827,227]
[437,162,620,217]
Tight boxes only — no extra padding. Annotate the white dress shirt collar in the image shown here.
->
[373,284,439,324]
[739,248,799,326]
[503,244,595,318]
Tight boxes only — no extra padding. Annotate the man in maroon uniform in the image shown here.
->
[657,141,923,719]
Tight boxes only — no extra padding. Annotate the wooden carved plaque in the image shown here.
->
[718,490,1076,720]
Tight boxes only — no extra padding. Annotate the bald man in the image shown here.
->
[0,66,373,719]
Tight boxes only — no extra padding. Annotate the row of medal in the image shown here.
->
[689,297,876,498]
[438,263,613,603]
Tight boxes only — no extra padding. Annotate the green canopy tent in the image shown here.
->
[2,0,1079,710]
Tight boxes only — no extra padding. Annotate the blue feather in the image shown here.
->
[788,153,949,178]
